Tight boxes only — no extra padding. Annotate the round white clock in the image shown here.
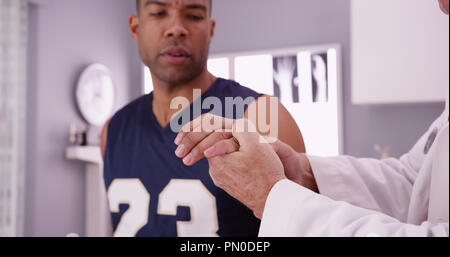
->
[76,64,115,127]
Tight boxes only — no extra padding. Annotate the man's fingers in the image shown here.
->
[175,130,213,159]
[175,113,234,145]
[179,113,209,135]
[181,131,233,166]
[175,115,207,146]
[204,138,240,159]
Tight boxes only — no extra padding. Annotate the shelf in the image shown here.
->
[66,146,102,165]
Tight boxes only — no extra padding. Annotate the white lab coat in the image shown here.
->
[259,99,449,237]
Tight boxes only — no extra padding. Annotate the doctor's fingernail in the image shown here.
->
[204,146,216,158]
[183,154,193,165]
[175,145,186,157]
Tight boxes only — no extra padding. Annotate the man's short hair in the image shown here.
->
[136,0,212,15]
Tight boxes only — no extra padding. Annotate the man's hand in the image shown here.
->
[174,113,237,166]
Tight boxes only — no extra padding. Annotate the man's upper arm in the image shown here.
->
[101,119,111,160]
[245,95,306,153]
[100,119,114,236]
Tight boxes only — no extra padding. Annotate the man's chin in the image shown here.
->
[154,71,199,86]
[149,60,205,86]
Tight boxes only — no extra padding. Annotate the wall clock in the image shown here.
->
[76,64,115,127]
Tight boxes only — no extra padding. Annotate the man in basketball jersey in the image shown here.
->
[101,0,306,237]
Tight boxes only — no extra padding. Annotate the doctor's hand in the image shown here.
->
[270,140,319,193]
[174,114,319,194]
[207,119,287,219]
[175,115,286,219]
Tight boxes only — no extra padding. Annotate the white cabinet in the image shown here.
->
[66,146,110,237]
[351,0,449,104]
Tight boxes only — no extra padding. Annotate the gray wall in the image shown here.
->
[25,0,140,236]
[209,0,445,158]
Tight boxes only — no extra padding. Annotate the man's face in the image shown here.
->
[439,0,449,14]
[130,0,215,86]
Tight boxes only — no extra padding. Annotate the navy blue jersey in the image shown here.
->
[104,78,263,237]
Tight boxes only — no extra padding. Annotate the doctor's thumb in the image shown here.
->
[270,139,296,160]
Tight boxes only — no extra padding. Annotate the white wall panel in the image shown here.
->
[351,0,449,104]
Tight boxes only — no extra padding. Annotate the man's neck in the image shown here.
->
[152,71,216,128]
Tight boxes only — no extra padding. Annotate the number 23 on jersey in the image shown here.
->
[108,179,219,237]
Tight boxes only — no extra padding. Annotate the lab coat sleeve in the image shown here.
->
[308,155,417,222]
[307,110,448,221]
[259,179,449,237]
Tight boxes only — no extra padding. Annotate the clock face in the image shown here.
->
[76,64,115,127]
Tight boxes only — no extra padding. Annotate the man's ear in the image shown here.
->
[129,15,139,42]
[210,19,216,40]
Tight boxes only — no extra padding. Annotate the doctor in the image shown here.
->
[174,0,449,236]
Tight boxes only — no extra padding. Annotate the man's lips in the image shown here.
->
[162,53,190,65]
[160,46,191,65]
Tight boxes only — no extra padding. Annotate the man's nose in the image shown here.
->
[164,17,189,39]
